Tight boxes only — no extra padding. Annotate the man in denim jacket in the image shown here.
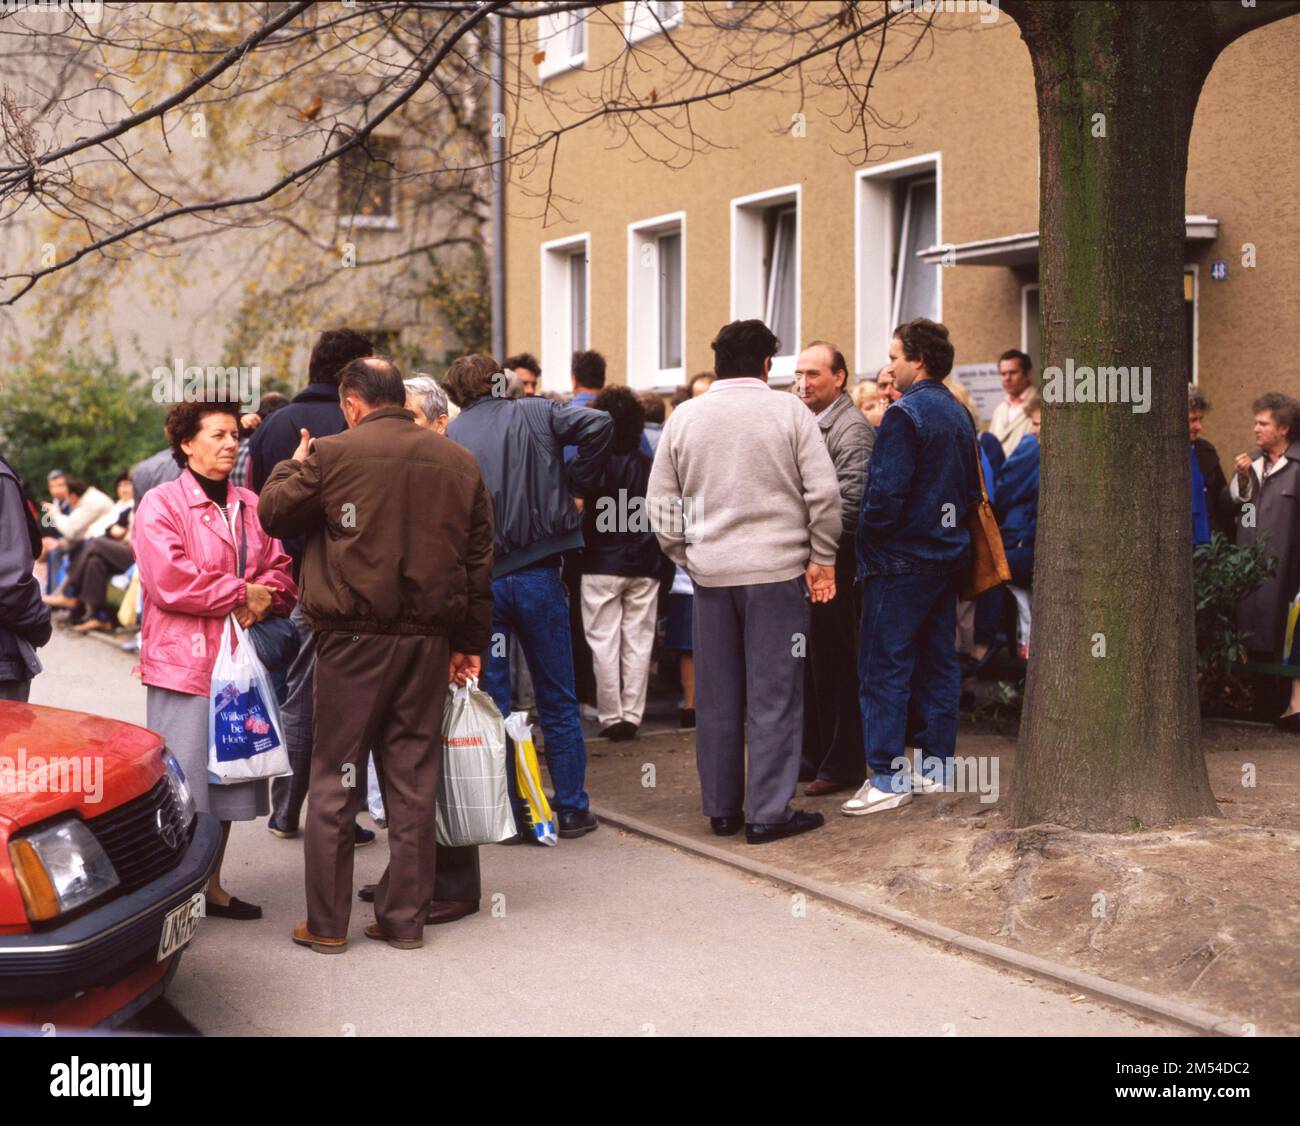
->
[844,319,981,815]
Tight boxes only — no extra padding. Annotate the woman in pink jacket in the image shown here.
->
[134,401,297,920]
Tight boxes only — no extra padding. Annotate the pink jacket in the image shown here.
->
[133,469,297,696]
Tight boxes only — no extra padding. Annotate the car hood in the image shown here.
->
[0,702,164,829]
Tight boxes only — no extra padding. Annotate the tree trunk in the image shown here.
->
[1007,2,1227,830]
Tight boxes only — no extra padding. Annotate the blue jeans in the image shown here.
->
[859,572,961,792]
[480,564,589,816]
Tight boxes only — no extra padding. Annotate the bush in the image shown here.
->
[0,349,167,495]
[1193,532,1276,710]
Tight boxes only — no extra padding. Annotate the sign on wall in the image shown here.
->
[952,362,1002,423]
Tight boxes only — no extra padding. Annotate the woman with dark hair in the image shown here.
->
[133,402,297,918]
[579,386,665,740]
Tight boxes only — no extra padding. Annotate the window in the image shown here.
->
[731,186,800,378]
[536,9,587,79]
[540,233,591,391]
[570,250,589,352]
[892,178,938,326]
[658,231,683,370]
[627,213,685,389]
[361,329,400,357]
[1183,266,1198,385]
[1021,284,1040,375]
[855,153,940,375]
[626,1,683,44]
[764,207,798,353]
[337,135,399,229]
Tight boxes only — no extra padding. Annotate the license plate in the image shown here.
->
[157,893,204,962]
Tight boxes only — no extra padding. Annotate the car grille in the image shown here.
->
[85,777,191,892]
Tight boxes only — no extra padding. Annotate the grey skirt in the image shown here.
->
[146,686,270,822]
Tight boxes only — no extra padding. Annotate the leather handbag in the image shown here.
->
[958,438,1012,601]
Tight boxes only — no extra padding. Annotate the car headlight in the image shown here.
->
[162,750,196,831]
[8,817,120,923]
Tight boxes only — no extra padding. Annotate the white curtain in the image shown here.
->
[658,231,682,370]
[765,207,798,352]
[895,179,938,325]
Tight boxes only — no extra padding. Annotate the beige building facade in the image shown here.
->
[503,3,1300,455]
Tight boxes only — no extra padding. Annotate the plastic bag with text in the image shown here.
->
[207,615,291,783]
[437,677,516,847]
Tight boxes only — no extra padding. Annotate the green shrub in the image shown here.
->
[0,349,167,494]
[1193,532,1276,709]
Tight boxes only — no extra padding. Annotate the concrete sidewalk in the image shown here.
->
[27,628,1163,1036]
[582,727,1299,1035]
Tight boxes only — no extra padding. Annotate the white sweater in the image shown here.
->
[647,378,841,588]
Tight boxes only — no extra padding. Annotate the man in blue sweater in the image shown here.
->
[845,319,981,815]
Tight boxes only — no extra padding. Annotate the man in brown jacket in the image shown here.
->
[259,356,494,952]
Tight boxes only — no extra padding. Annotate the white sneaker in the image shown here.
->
[909,754,950,794]
[841,781,913,816]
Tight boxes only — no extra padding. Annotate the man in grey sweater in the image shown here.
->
[648,320,841,844]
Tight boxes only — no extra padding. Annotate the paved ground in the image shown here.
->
[25,628,1166,1036]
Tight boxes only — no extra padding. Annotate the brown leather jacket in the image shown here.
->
[258,406,494,653]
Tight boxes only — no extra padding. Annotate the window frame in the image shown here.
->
[625,0,684,45]
[626,210,687,392]
[336,134,400,231]
[890,176,938,329]
[730,184,801,382]
[536,8,588,81]
[540,232,592,393]
[854,152,942,377]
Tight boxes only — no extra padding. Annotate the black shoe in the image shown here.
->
[354,823,376,847]
[205,896,263,920]
[710,815,743,836]
[614,721,638,741]
[678,708,696,729]
[598,723,622,740]
[1276,712,1300,733]
[557,809,599,838]
[267,815,300,839]
[745,810,825,845]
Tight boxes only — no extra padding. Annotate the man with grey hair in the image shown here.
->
[404,374,452,434]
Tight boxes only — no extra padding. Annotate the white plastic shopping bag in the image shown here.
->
[437,676,516,847]
[207,615,291,783]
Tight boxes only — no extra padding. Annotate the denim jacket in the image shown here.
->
[856,379,982,577]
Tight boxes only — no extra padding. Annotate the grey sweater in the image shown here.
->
[647,378,841,588]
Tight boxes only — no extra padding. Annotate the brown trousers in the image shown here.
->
[306,631,479,940]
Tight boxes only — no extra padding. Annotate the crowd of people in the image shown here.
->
[2,315,1297,950]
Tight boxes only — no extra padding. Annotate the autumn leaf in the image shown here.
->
[297,93,323,122]
[532,50,547,66]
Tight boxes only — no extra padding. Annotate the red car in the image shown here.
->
[0,701,220,1030]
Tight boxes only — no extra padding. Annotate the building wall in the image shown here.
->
[504,6,1300,457]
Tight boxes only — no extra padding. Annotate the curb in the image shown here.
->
[590,802,1252,1037]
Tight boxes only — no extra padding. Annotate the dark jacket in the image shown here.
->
[1193,436,1235,541]
[580,448,664,577]
[0,457,52,683]
[448,395,613,578]
[249,383,348,572]
[856,379,981,577]
[995,432,1040,586]
[249,383,347,493]
[1228,441,1300,657]
[257,407,494,653]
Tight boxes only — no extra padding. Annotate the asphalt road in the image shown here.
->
[27,628,1164,1036]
